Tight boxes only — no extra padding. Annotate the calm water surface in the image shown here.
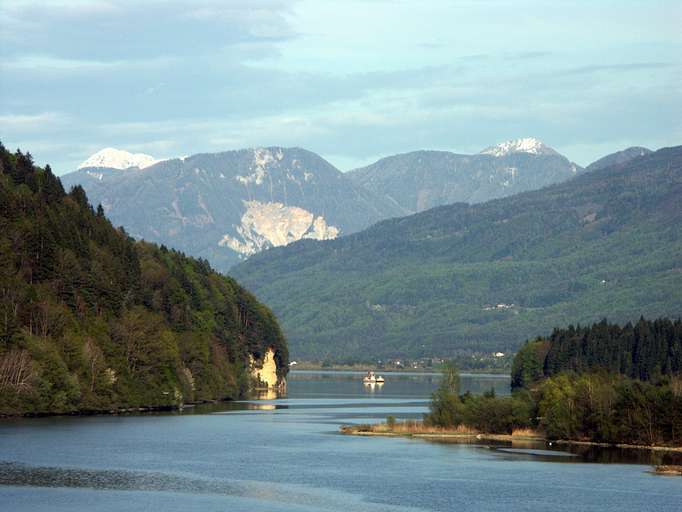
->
[1,371,680,511]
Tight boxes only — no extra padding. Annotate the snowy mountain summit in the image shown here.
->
[78,148,159,170]
[480,138,559,157]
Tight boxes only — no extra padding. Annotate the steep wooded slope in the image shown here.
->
[0,143,287,415]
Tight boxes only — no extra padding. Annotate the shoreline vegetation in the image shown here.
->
[339,421,682,454]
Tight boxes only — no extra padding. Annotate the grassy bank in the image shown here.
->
[340,420,542,442]
[340,419,682,454]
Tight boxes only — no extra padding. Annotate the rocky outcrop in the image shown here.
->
[219,200,339,257]
[249,348,285,390]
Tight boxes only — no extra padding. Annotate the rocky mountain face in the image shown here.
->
[585,146,652,172]
[232,145,682,361]
[61,147,403,272]
[347,138,582,214]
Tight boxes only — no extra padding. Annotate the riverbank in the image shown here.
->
[552,439,682,454]
[340,421,682,453]
[0,401,205,419]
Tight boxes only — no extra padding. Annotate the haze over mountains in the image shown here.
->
[231,146,682,361]
[63,138,592,271]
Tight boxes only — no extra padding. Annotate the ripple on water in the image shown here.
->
[0,462,427,512]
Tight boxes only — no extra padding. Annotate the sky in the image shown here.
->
[0,0,680,175]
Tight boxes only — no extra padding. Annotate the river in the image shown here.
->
[1,370,680,511]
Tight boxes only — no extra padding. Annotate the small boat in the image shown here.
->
[363,371,385,384]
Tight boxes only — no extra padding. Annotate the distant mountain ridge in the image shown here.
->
[586,146,652,172]
[347,138,582,214]
[231,145,682,362]
[62,146,403,271]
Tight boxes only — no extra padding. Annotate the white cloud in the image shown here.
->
[1,0,680,175]
[0,111,69,132]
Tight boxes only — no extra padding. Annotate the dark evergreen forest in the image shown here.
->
[511,317,682,389]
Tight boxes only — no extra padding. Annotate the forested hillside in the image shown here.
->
[0,143,287,415]
[232,146,682,362]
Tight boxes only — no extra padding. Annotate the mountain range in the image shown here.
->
[62,138,586,271]
[62,147,402,271]
[230,145,682,362]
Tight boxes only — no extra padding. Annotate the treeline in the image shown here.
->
[511,317,682,389]
[426,318,682,446]
[0,143,287,415]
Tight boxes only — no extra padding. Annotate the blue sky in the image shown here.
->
[0,0,680,174]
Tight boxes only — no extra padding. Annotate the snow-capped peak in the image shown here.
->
[78,148,159,170]
[479,138,558,157]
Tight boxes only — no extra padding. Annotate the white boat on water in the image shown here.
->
[363,371,385,385]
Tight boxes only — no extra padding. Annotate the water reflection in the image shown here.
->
[362,381,384,393]
[430,437,682,466]
[250,388,282,400]
[0,462,419,512]
[0,462,242,495]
